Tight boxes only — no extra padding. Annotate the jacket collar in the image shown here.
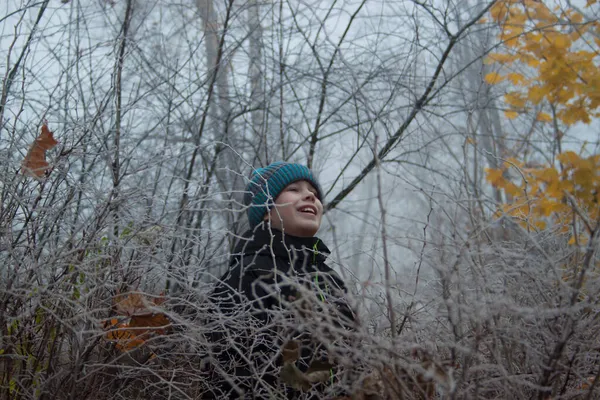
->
[231,222,330,266]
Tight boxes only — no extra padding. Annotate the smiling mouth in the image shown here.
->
[298,207,316,215]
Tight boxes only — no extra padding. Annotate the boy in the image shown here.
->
[206,162,355,399]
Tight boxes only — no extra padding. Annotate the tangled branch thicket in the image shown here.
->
[2,172,600,399]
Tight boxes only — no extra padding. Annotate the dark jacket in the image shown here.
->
[205,224,355,399]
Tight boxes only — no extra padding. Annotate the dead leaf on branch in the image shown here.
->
[339,353,456,400]
[279,340,334,391]
[103,318,146,350]
[282,339,300,363]
[576,376,596,390]
[103,291,170,351]
[279,341,456,399]
[306,359,335,374]
[128,313,170,335]
[280,362,313,391]
[21,122,58,178]
[114,291,166,316]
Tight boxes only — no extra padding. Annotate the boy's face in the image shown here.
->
[265,180,323,237]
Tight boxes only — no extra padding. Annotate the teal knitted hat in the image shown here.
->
[244,161,323,228]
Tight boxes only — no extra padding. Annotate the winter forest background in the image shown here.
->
[2,0,600,398]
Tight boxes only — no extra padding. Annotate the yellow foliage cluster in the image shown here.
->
[486,151,600,243]
[485,0,600,124]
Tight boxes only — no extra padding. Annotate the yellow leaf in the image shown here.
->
[486,168,505,186]
[553,34,571,50]
[484,72,504,84]
[490,2,509,21]
[504,37,521,48]
[530,2,555,22]
[505,92,526,108]
[538,198,562,217]
[539,167,559,183]
[559,106,591,125]
[504,158,523,169]
[533,219,547,230]
[569,235,589,246]
[504,110,519,119]
[536,112,552,122]
[504,181,522,197]
[506,72,526,84]
[527,58,540,68]
[570,12,583,24]
[573,166,594,189]
[528,86,547,103]
[557,151,581,166]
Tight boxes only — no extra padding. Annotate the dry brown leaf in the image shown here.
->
[281,340,300,363]
[577,376,596,390]
[104,292,171,352]
[306,370,331,384]
[306,359,335,374]
[114,291,165,316]
[21,123,58,178]
[152,292,167,306]
[103,318,145,350]
[103,313,170,351]
[280,340,334,391]
[280,362,312,391]
[129,313,171,335]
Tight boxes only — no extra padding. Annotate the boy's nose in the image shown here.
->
[303,190,316,201]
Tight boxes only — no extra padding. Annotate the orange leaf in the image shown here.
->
[114,292,153,316]
[103,318,144,350]
[129,313,171,335]
[103,317,124,330]
[21,123,58,178]
[103,313,170,351]
[105,292,171,351]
